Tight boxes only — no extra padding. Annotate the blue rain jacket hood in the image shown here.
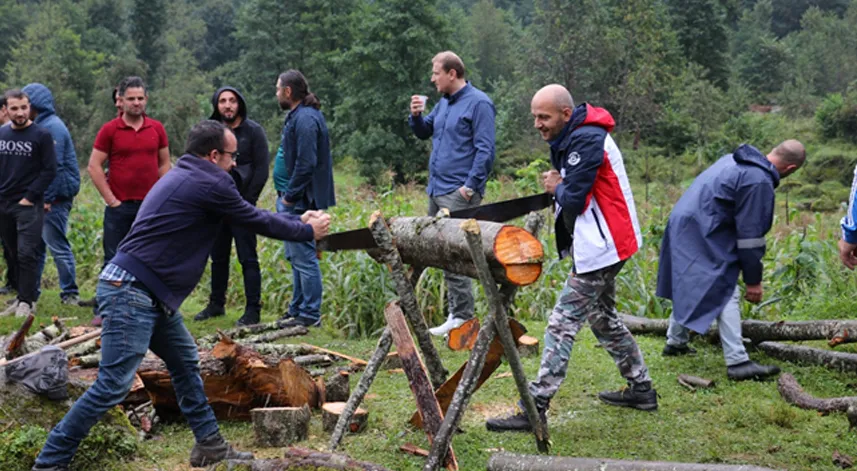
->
[22,83,80,201]
[656,144,779,333]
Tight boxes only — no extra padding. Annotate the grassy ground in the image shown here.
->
[4,154,857,470]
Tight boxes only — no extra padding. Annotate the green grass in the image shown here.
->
[6,148,857,469]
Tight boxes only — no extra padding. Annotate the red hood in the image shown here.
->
[572,103,615,133]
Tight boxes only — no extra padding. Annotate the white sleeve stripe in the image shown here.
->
[737,237,766,249]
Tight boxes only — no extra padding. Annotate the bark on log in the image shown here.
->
[138,336,321,420]
[777,373,857,413]
[384,301,457,470]
[241,343,316,359]
[400,443,430,457]
[70,352,102,368]
[251,405,311,447]
[517,335,539,357]
[324,371,351,403]
[447,318,480,351]
[486,453,780,471]
[322,402,367,433]
[196,323,308,348]
[66,338,100,358]
[303,344,368,367]
[293,354,333,368]
[210,447,393,471]
[244,327,312,345]
[3,314,34,359]
[757,341,857,374]
[677,374,715,390]
[0,329,101,367]
[369,211,447,387]
[329,328,393,451]
[370,216,543,287]
[24,321,67,353]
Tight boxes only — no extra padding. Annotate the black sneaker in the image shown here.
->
[194,304,226,321]
[235,306,261,326]
[279,316,321,328]
[598,382,658,411]
[189,433,254,467]
[727,361,780,381]
[32,464,69,471]
[662,343,697,356]
[278,311,298,321]
[78,296,96,307]
[486,405,547,432]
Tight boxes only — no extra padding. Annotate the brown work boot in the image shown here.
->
[189,433,254,467]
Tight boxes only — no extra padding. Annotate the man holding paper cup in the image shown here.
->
[409,51,496,336]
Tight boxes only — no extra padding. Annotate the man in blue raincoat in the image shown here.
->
[656,140,805,381]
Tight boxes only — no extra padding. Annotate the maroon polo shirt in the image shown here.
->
[93,115,168,202]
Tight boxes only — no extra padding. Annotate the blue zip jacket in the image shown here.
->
[112,155,314,311]
[409,83,495,197]
[22,83,80,202]
[656,144,779,333]
[281,104,335,210]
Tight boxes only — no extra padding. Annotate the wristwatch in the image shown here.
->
[462,186,475,198]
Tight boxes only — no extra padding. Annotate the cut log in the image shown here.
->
[486,453,780,471]
[410,318,527,429]
[677,374,715,390]
[293,354,333,368]
[370,211,447,387]
[400,443,430,458]
[371,216,543,287]
[211,447,393,471]
[324,371,351,403]
[384,300,457,470]
[303,344,368,367]
[66,338,99,358]
[622,314,857,347]
[196,323,308,348]
[69,352,101,368]
[329,328,393,451]
[244,327,312,345]
[0,329,101,367]
[252,405,311,447]
[4,314,35,359]
[447,318,480,351]
[516,335,539,357]
[777,373,856,413]
[322,402,367,433]
[383,351,402,370]
[757,341,857,374]
[241,343,315,359]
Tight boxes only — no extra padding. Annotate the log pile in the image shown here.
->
[211,447,393,471]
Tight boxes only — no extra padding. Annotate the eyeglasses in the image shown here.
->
[219,150,239,161]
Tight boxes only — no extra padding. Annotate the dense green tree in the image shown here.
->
[131,0,167,78]
[461,0,522,93]
[733,0,791,98]
[666,0,730,88]
[195,0,240,72]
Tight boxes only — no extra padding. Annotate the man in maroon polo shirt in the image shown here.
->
[87,75,171,281]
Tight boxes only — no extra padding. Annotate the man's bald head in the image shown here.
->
[768,139,806,178]
[531,84,575,142]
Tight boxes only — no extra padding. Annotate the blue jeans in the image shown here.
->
[666,286,750,367]
[35,280,219,467]
[276,197,321,323]
[37,199,79,298]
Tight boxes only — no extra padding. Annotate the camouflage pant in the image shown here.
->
[528,261,651,410]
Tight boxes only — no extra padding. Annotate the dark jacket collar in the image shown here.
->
[445,82,471,104]
[733,144,780,188]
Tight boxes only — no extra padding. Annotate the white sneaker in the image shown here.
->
[14,301,34,317]
[429,315,468,336]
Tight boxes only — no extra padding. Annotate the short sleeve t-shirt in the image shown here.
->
[93,116,168,202]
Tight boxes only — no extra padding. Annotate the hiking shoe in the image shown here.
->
[61,294,80,306]
[15,301,34,318]
[429,315,467,336]
[279,316,321,328]
[662,343,697,356]
[235,306,261,326]
[486,404,547,432]
[78,297,97,307]
[32,463,69,471]
[189,433,254,467]
[598,382,658,411]
[194,304,226,321]
[727,361,780,381]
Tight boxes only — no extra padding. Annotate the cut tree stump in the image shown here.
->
[757,341,857,374]
[447,318,480,351]
[210,447,393,471]
[777,373,857,414]
[322,402,367,433]
[486,453,780,471]
[516,335,539,357]
[252,405,311,446]
[324,371,351,403]
[384,300,457,470]
[368,216,544,287]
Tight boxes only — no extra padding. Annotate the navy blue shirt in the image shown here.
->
[281,105,335,210]
[408,83,496,197]
[112,154,313,311]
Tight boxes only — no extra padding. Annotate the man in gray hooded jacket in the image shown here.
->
[194,86,270,326]
[22,83,81,305]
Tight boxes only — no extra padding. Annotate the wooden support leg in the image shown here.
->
[329,327,393,451]
[370,211,447,387]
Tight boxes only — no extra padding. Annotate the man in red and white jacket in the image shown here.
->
[487,84,655,433]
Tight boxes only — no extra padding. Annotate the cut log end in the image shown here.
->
[447,318,481,351]
[495,226,544,286]
[322,402,367,433]
[251,405,311,447]
[516,335,540,357]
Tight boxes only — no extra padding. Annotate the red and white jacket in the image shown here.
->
[549,104,641,274]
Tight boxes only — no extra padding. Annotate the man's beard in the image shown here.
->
[12,117,28,127]
[278,99,291,111]
[222,112,237,123]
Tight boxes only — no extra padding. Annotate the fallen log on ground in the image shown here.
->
[757,341,857,374]
[677,374,715,391]
[368,216,544,287]
[138,335,321,420]
[196,323,307,348]
[304,344,368,367]
[210,447,393,471]
[777,373,857,415]
[252,405,311,446]
[486,453,780,471]
[0,329,101,367]
[622,314,857,346]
